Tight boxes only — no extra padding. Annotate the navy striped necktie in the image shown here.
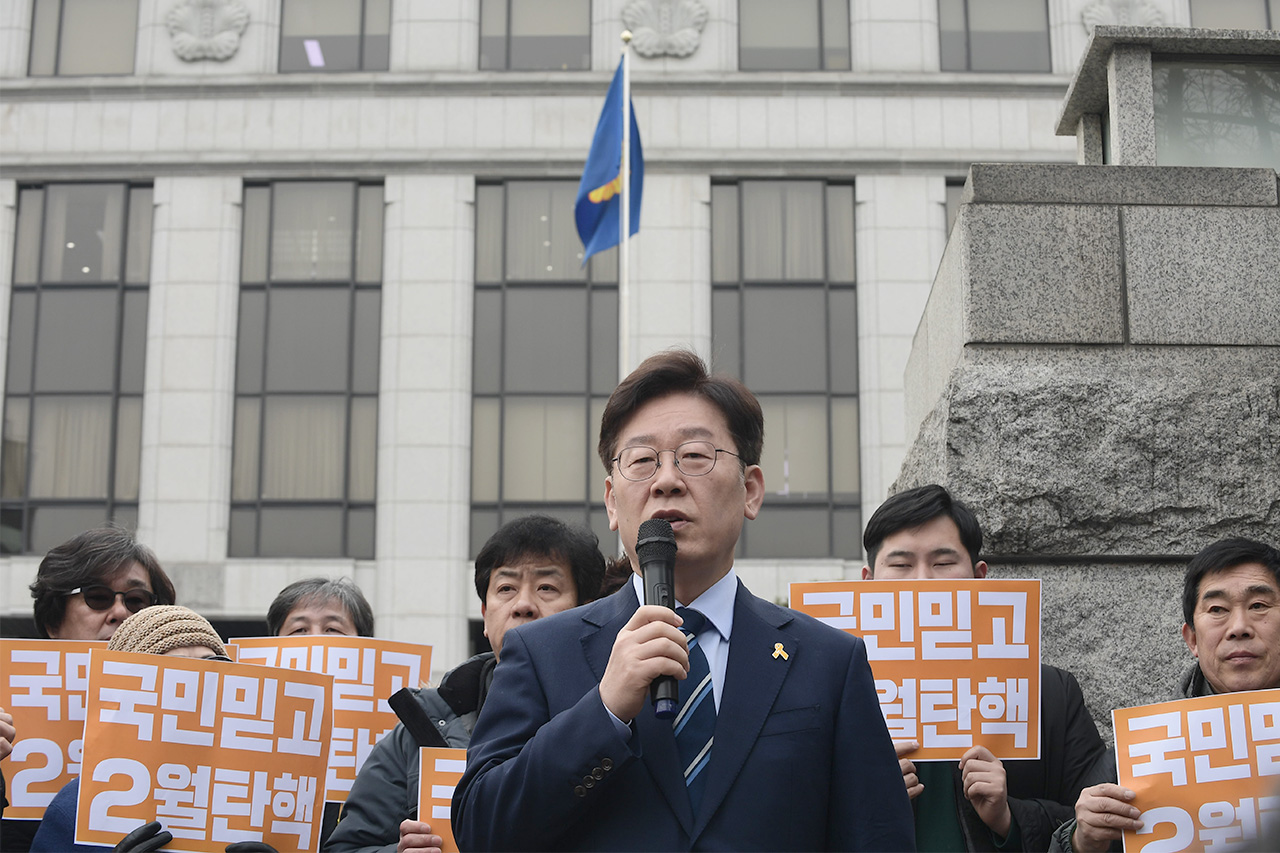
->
[673,607,715,814]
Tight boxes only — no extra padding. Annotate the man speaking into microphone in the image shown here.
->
[452,349,913,851]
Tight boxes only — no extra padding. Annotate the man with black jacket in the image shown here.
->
[322,515,603,853]
[863,484,1108,852]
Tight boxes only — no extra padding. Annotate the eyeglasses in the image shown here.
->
[611,440,741,482]
[66,585,158,614]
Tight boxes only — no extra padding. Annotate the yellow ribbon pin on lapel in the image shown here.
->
[772,642,788,660]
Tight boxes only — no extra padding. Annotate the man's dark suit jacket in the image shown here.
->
[452,580,915,851]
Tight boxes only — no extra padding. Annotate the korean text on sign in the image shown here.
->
[0,639,105,820]
[231,635,432,803]
[1113,689,1280,852]
[75,649,333,853]
[790,579,1042,760]
[418,747,467,853]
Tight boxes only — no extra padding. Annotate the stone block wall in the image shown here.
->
[899,162,1280,739]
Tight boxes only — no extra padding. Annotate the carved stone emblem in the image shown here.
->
[622,0,709,58]
[167,0,250,61]
[1081,0,1164,33]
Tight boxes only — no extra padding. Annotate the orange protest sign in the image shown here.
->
[75,649,333,852]
[1113,690,1280,852]
[418,747,467,853]
[0,639,105,820]
[790,578,1042,760]
[230,634,432,802]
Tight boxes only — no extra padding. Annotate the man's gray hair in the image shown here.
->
[267,577,374,637]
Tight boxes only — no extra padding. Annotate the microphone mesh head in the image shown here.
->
[636,518,677,560]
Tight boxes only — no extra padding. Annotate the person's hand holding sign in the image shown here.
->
[399,818,444,853]
[1070,783,1142,852]
[894,740,924,799]
[960,745,1011,838]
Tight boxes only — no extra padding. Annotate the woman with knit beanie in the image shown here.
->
[30,608,271,853]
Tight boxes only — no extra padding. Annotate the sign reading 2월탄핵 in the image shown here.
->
[790,579,1042,760]
[75,650,333,852]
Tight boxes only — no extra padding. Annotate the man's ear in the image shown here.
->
[1182,622,1198,657]
[743,465,765,520]
[603,475,619,531]
[861,565,873,580]
[973,560,989,579]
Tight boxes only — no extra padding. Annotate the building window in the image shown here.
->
[471,182,617,555]
[945,179,965,236]
[479,0,591,71]
[711,181,860,559]
[739,0,850,71]
[939,0,1051,73]
[29,0,139,76]
[1153,61,1280,170]
[1190,0,1277,28]
[3,184,152,554]
[230,182,382,559]
[280,0,390,72]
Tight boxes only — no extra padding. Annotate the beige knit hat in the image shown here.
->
[107,605,227,658]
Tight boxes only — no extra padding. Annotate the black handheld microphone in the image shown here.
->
[637,517,679,719]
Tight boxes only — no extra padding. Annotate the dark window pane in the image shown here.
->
[0,507,26,554]
[261,396,347,500]
[114,396,142,501]
[356,185,384,283]
[125,187,153,284]
[6,292,36,394]
[235,290,266,393]
[741,181,824,281]
[939,0,968,71]
[589,288,618,396]
[833,506,862,559]
[502,396,587,502]
[711,184,739,283]
[470,507,500,558]
[740,0,820,71]
[258,506,345,557]
[270,183,355,281]
[710,289,741,378]
[742,288,827,392]
[29,396,113,498]
[965,0,1050,73]
[352,289,381,393]
[119,291,148,394]
[1189,0,1269,28]
[472,398,500,503]
[758,396,830,497]
[362,34,390,71]
[475,185,505,284]
[57,0,137,76]
[29,505,115,555]
[264,289,351,392]
[479,0,508,70]
[228,507,258,557]
[231,397,260,501]
[347,507,375,558]
[829,289,858,394]
[34,290,119,392]
[507,0,590,71]
[588,246,618,284]
[822,0,851,71]
[744,505,830,558]
[831,396,860,497]
[14,189,44,285]
[363,0,391,71]
[241,187,271,284]
[28,0,59,76]
[473,290,502,395]
[280,0,362,72]
[349,396,377,502]
[503,289,588,393]
[42,185,127,283]
[945,180,965,236]
[112,504,138,535]
[2,398,30,499]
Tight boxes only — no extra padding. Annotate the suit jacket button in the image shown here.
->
[601,758,614,771]
[592,767,604,779]
[574,785,587,797]
[583,776,595,788]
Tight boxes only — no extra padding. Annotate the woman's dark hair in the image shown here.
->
[30,525,175,638]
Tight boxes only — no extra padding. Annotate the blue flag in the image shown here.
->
[575,59,644,262]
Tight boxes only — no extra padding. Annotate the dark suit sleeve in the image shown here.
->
[828,635,916,852]
[1002,667,1109,851]
[450,627,638,852]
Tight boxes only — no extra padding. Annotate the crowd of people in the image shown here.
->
[0,348,1275,853]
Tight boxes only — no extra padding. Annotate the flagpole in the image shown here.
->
[619,30,633,377]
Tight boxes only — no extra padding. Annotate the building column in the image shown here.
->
[377,174,475,674]
[137,177,242,574]
[855,175,947,527]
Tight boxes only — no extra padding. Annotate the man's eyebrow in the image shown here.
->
[622,426,715,448]
[881,546,962,560]
[1200,584,1280,603]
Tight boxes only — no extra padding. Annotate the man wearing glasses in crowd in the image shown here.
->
[453,349,913,851]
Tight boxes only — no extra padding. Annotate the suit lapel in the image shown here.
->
[692,582,796,838]
[579,584,695,833]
